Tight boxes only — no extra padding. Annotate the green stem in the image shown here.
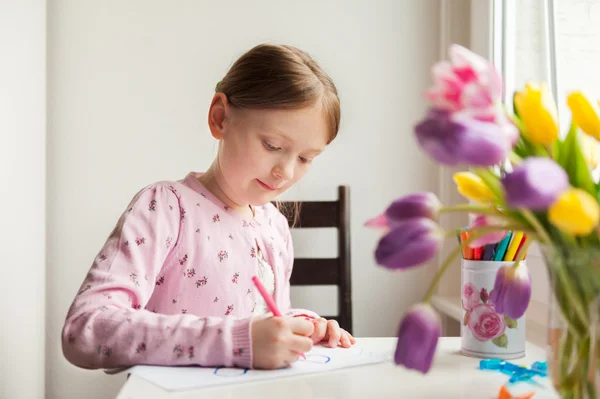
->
[472,167,506,204]
[505,110,526,132]
[557,264,590,331]
[440,203,535,232]
[519,208,553,245]
[586,381,596,399]
[552,271,586,341]
[479,224,539,238]
[546,143,554,159]
[561,338,592,398]
[445,229,459,239]
[512,239,532,267]
[439,204,503,216]
[560,330,575,386]
[423,245,463,304]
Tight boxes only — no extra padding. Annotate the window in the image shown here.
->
[436,1,599,341]
[501,0,600,307]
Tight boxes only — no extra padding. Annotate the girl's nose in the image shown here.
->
[273,159,294,181]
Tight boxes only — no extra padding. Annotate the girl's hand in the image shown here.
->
[251,315,314,369]
[305,317,356,348]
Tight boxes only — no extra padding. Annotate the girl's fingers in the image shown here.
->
[326,319,341,348]
[311,317,328,343]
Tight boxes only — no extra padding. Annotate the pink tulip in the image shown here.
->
[425,44,502,113]
[424,44,518,147]
[364,213,388,230]
[467,215,508,248]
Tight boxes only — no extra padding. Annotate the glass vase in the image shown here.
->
[544,247,600,399]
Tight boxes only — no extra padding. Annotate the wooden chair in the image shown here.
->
[278,186,353,334]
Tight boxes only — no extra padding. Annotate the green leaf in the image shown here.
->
[513,134,549,159]
[492,334,508,348]
[556,122,575,169]
[512,92,520,118]
[552,139,561,162]
[472,167,505,205]
[556,123,596,197]
[513,136,531,159]
[504,314,518,329]
[463,311,470,327]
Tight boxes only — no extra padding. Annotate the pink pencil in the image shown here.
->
[251,276,306,359]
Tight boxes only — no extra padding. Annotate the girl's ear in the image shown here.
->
[208,93,230,140]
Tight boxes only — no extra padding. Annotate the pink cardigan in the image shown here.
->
[62,172,317,370]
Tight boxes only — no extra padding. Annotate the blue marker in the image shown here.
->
[493,231,513,261]
[482,244,496,261]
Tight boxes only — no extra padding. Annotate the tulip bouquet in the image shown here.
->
[367,44,600,398]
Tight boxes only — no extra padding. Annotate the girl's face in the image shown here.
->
[210,96,330,207]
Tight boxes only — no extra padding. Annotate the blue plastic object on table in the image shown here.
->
[480,359,548,384]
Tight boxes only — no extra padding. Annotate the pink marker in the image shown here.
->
[251,276,306,360]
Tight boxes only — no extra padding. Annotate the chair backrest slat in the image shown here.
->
[289,258,339,285]
[295,202,338,227]
[279,185,352,334]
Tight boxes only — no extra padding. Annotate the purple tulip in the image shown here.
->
[467,215,507,248]
[386,192,442,227]
[489,263,532,319]
[501,157,569,209]
[365,193,443,231]
[394,304,441,373]
[414,109,509,167]
[375,218,443,270]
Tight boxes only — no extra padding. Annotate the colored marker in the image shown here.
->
[252,276,306,359]
[504,231,524,261]
[472,246,483,260]
[482,243,496,261]
[460,229,473,260]
[494,231,513,261]
[513,234,528,261]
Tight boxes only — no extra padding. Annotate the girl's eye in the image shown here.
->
[299,156,311,164]
[263,141,279,151]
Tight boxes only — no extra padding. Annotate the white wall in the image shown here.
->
[436,0,471,304]
[47,1,441,398]
[0,1,46,399]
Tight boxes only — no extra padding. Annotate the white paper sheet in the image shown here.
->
[126,345,392,392]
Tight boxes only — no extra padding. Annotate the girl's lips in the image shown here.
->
[256,179,276,191]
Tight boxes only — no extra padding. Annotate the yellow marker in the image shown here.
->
[504,231,524,261]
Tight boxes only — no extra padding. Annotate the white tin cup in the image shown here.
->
[460,259,526,359]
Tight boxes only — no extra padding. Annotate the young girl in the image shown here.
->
[62,43,355,371]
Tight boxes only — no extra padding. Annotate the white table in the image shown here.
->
[116,337,560,399]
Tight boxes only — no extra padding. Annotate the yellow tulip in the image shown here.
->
[514,83,559,144]
[453,172,496,204]
[567,91,600,141]
[548,188,600,236]
[580,132,600,170]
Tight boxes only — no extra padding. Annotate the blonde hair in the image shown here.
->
[216,43,341,226]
